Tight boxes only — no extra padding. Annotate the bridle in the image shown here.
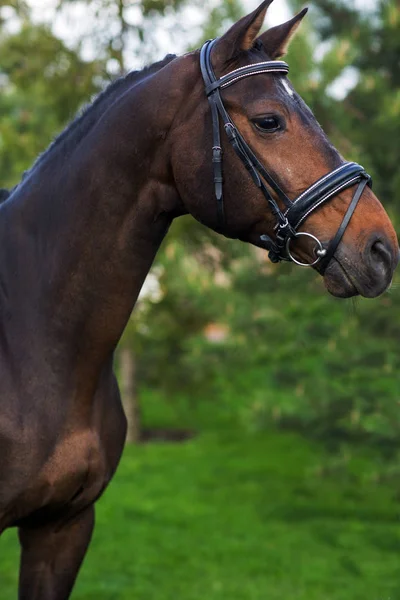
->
[200,39,372,273]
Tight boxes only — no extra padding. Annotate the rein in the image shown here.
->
[200,39,372,273]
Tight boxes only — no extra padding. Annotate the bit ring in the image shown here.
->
[286,232,326,267]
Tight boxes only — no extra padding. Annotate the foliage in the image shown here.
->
[296,0,400,214]
[56,0,189,71]
[0,23,104,187]
[136,236,400,451]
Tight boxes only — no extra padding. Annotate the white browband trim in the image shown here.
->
[220,68,289,89]
[221,61,289,79]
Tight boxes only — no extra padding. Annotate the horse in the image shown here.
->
[0,1,398,598]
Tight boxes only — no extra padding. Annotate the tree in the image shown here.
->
[291,0,400,213]
[0,22,104,187]
[55,0,232,74]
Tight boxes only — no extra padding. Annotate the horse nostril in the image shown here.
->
[369,239,392,273]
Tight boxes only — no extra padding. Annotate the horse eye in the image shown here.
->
[253,116,282,133]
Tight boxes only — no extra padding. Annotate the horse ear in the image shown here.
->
[256,8,308,59]
[212,0,274,68]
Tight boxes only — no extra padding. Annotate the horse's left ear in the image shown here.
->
[257,8,308,59]
[212,0,274,69]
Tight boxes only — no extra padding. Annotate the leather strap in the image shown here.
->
[285,163,371,230]
[205,61,289,95]
[318,176,369,274]
[200,39,291,231]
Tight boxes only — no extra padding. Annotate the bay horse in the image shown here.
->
[0,1,398,598]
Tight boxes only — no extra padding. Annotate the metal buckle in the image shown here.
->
[275,217,296,240]
[224,123,238,141]
[212,146,222,162]
[286,232,327,267]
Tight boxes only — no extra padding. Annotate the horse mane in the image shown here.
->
[15,53,177,187]
[0,189,10,203]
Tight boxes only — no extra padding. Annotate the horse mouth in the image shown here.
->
[323,256,392,299]
[323,258,360,298]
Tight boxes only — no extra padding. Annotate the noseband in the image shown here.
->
[200,39,372,273]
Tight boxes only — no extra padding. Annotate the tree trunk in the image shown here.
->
[119,346,141,444]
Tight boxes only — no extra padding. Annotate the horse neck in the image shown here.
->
[0,54,198,376]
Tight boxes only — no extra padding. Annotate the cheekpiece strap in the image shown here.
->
[200,39,291,232]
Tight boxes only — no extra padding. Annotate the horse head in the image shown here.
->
[171,0,398,298]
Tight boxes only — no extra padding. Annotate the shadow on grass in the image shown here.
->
[140,428,195,443]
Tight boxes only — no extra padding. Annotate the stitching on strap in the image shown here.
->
[219,61,289,80]
[220,68,289,89]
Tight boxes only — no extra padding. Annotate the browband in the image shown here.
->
[205,61,289,95]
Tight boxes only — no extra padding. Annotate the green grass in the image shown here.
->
[1,430,400,599]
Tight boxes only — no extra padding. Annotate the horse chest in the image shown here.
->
[15,429,109,524]
[45,430,106,489]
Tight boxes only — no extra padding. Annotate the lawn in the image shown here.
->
[1,430,399,599]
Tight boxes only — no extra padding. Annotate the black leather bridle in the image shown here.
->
[200,39,372,273]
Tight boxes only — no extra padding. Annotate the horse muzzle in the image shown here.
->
[322,234,399,298]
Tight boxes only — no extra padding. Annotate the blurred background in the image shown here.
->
[1,0,400,598]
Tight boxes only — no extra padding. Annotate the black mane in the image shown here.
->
[0,189,10,203]
[14,54,177,189]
